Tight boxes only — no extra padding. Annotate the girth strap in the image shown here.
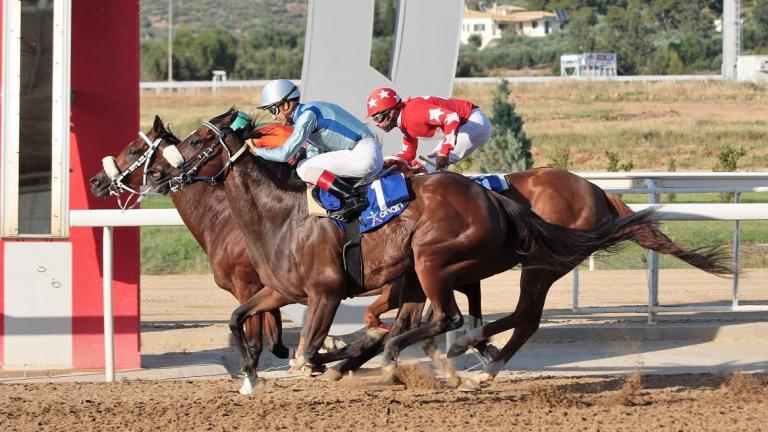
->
[342,221,364,297]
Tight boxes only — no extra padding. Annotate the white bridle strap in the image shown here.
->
[102,156,121,180]
[162,145,186,168]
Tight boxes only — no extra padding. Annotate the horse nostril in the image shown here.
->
[147,169,162,180]
[88,176,100,186]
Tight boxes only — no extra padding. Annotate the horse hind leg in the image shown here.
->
[471,268,563,386]
[454,281,500,361]
[382,274,464,386]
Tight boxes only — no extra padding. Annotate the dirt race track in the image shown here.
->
[2,372,768,431]
[2,269,768,431]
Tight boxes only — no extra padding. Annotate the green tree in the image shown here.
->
[467,33,483,49]
[713,145,747,202]
[172,28,238,80]
[744,0,768,53]
[649,46,684,74]
[140,40,167,81]
[475,79,533,173]
[233,28,304,79]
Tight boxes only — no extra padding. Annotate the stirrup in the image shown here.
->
[328,197,368,222]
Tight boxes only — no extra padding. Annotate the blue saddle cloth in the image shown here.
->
[466,174,509,193]
[317,173,410,233]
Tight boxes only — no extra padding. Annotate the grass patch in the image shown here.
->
[140,195,210,274]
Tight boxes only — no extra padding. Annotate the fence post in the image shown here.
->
[732,192,741,307]
[103,226,115,382]
[645,179,660,324]
[572,265,580,311]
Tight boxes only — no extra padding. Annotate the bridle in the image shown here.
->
[166,119,250,192]
[101,131,162,210]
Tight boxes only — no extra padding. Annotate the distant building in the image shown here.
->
[460,3,562,49]
[560,53,618,77]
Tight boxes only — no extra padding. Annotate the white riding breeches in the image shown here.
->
[427,108,492,164]
[296,137,384,184]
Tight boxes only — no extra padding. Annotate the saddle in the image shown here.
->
[308,169,410,297]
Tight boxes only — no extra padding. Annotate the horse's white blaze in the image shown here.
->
[162,145,185,168]
[102,156,120,180]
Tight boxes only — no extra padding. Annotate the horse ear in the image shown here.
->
[152,115,164,132]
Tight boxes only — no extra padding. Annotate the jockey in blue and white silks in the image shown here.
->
[255,79,383,221]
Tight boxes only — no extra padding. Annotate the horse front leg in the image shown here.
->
[320,295,422,381]
[262,308,290,359]
[312,287,396,369]
[293,295,342,371]
[229,287,292,395]
[466,267,563,387]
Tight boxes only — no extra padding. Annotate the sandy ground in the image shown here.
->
[2,269,767,431]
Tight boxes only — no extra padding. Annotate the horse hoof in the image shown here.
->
[271,344,290,359]
[458,379,481,392]
[239,376,266,395]
[445,375,462,389]
[291,365,314,376]
[320,368,343,382]
[471,371,495,385]
[381,364,397,384]
[482,345,500,362]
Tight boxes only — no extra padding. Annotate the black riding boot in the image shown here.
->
[324,176,368,221]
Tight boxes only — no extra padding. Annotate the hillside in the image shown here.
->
[140,0,308,40]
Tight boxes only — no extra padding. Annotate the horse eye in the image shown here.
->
[190,139,201,147]
[128,147,139,157]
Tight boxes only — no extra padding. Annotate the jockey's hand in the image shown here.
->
[435,153,450,170]
[288,147,307,167]
[383,155,409,169]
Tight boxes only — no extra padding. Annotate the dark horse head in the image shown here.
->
[89,115,180,199]
[146,109,304,195]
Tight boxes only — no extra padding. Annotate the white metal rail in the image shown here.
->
[70,172,768,381]
[139,75,723,92]
[572,172,768,323]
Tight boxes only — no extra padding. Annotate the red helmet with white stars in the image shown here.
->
[366,87,401,117]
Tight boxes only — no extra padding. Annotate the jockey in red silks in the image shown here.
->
[254,79,384,221]
[366,88,492,171]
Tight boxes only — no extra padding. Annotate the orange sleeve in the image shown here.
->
[249,124,294,148]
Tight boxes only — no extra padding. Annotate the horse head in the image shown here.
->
[146,108,304,194]
[89,115,179,202]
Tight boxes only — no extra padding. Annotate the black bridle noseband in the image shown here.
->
[167,120,250,191]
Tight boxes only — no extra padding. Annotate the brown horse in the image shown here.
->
[87,117,290,384]
[145,109,664,390]
[325,166,733,379]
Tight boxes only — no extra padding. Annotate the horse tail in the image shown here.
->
[603,193,734,276]
[496,193,660,270]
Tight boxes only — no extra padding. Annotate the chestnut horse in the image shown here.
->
[88,116,290,372]
[145,109,664,389]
